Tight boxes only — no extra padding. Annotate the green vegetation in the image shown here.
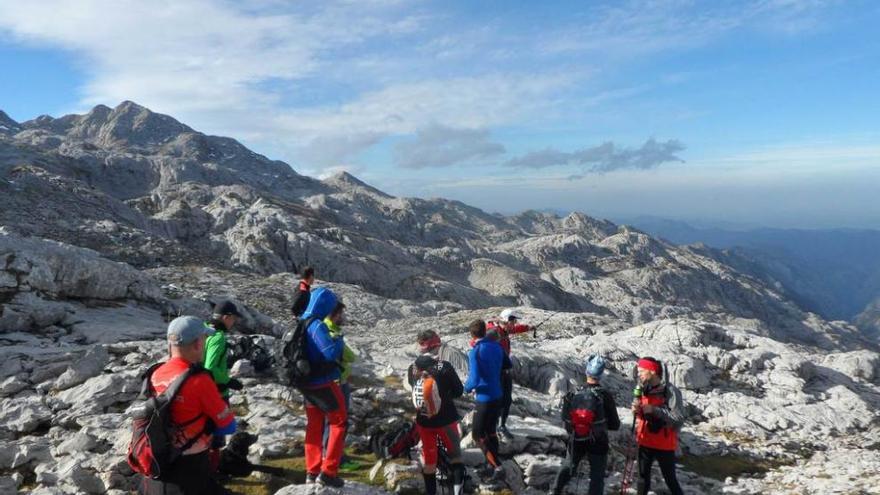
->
[383,374,403,388]
[224,448,385,495]
[680,453,791,481]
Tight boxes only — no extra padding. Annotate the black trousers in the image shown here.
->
[499,372,513,427]
[472,400,501,467]
[139,451,226,495]
[637,446,684,495]
[551,439,607,495]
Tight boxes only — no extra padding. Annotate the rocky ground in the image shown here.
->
[1,103,879,494]
[1,233,879,494]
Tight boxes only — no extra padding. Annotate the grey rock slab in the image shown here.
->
[0,373,30,397]
[68,304,167,344]
[53,345,110,390]
[0,394,52,432]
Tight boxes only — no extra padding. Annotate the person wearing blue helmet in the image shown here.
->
[550,354,621,495]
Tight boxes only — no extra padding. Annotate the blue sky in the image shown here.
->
[1,0,879,228]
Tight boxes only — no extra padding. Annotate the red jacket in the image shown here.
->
[485,320,530,356]
[635,383,683,451]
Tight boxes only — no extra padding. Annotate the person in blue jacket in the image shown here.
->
[300,287,347,489]
[464,319,511,482]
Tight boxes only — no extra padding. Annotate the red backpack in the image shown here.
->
[126,363,206,480]
[564,387,607,439]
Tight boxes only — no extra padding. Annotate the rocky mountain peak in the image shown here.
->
[0,110,19,133]
[322,170,391,198]
[89,101,193,148]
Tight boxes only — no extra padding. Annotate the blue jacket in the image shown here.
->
[302,287,343,386]
[464,337,509,402]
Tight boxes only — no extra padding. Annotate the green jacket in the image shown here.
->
[325,317,356,383]
[204,324,230,398]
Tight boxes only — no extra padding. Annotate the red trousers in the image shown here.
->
[304,382,347,477]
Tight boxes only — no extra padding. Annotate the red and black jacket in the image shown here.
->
[290,280,311,317]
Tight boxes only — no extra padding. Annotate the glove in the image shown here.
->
[226,378,244,391]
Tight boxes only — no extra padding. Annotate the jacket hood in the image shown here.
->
[302,287,337,320]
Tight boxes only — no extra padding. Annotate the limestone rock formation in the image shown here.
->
[1,102,878,494]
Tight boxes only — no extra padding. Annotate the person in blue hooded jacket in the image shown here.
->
[300,287,347,489]
[464,319,511,482]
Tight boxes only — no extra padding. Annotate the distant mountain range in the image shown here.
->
[622,215,880,336]
[2,101,870,349]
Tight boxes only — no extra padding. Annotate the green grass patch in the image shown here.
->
[224,448,384,495]
[680,453,791,481]
[383,375,403,388]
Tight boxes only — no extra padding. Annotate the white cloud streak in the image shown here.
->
[504,139,685,173]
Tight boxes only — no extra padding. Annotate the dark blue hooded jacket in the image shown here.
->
[464,337,508,402]
[302,287,343,386]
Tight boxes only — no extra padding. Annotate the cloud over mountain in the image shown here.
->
[393,123,505,169]
[504,138,685,173]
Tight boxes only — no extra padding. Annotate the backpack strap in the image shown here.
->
[161,364,207,402]
[160,365,211,453]
[140,362,165,398]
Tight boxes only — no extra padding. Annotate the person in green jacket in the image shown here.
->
[205,299,244,468]
[322,301,359,470]
[204,299,244,399]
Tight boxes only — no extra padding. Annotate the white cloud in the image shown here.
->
[0,0,844,172]
[393,123,505,169]
[504,139,685,173]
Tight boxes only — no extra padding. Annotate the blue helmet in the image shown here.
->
[585,354,606,378]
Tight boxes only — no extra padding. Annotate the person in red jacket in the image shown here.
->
[487,309,530,438]
[139,316,237,495]
[632,357,685,495]
[290,266,315,318]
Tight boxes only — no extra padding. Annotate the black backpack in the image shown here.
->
[229,335,273,373]
[126,363,207,480]
[275,316,339,388]
[368,420,420,460]
[563,386,607,440]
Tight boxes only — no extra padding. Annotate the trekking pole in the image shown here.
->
[620,385,642,495]
[531,311,562,339]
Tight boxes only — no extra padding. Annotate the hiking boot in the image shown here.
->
[317,472,345,488]
[305,472,318,484]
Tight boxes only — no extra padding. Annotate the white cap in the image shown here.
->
[500,308,521,321]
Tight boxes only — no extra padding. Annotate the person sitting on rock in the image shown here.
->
[322,301,359,471]
[550,354,620,495]
[290,266,315,318]
[408,352,466,495]
[464,319,510,483]
[301,287,347,488]
[487,308,531,439]
[204,299,244,468]
[632,357,685,495]
[140,316,237,495]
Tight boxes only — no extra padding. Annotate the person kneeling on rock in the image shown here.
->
[550,355,620,495]
[408,343,466,495]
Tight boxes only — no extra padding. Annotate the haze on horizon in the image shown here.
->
[1,0,878,229]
